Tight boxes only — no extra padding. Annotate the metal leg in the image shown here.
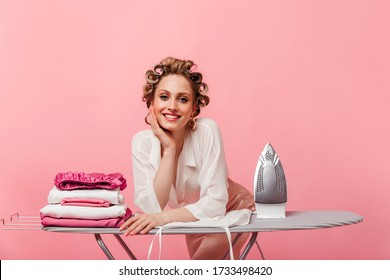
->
[239,232,258,260]
[95,232,258,260]
[94,234,115,260]
[222,232,243,260]
[113,234,137,260]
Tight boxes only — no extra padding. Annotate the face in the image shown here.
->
[152,74,195,133]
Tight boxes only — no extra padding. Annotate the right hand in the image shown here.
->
[119,211,169,236]
[149,105,176,153]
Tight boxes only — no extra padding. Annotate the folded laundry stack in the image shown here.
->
[40,172,132,228]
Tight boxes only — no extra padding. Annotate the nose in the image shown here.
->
[167,99,177,111]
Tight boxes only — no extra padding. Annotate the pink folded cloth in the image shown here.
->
[40,203,129,220]
[61,198,110,207]
[41,208,132,228]
[54,172,127,191]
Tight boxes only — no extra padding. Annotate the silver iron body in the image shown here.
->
[254,143,287,218]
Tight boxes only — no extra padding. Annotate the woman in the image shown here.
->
[120,57,254,259]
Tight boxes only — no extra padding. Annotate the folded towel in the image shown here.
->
[61,198,110,207]
[48,186,124,205]
[54,172,127,191]
[40,203,128,219]
[41,208,132,228]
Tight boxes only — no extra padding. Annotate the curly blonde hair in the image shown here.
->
[142,57,209,127]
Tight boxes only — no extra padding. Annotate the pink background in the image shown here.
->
[1,0,389,260]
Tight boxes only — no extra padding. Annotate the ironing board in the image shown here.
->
[42,210,363,260]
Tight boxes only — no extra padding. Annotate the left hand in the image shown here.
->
[149,105,176,152]
[119,212,169,236]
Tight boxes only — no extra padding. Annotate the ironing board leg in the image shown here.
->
[222,233,243,260]
[94,234,115,260]
[239,232,258,260]
[95,232,257,260]
[113,234,137,260]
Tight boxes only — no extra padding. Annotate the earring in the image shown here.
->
[144,113,151,125]
[188,117,196,130]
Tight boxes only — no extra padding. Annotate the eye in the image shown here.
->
[159,94,169,101]
[178,97,189,103]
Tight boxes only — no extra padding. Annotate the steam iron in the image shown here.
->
[254,143,287,219]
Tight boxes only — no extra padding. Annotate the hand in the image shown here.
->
[119,212,169,236]
[149,105,176,153]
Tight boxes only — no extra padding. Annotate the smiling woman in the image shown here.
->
[119,57,255,259]
[153,75,195,133]
[142,57,210,130]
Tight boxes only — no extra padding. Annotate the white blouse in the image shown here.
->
[131,118,229,220]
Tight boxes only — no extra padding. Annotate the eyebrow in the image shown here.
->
[158,89,192,97]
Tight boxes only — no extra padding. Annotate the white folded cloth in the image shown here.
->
[40,203,128,219]
[148,209,252,260]
[47,186,124,205]
[162,209,251,229]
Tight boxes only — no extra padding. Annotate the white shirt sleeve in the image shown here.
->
[131,131,163,213]
[184,119,229,220]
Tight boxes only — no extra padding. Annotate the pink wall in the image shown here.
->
[1,0,389,260]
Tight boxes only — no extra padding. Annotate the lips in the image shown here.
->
[163,113,181,120]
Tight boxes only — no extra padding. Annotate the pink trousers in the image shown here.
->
[185,178,255,260]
